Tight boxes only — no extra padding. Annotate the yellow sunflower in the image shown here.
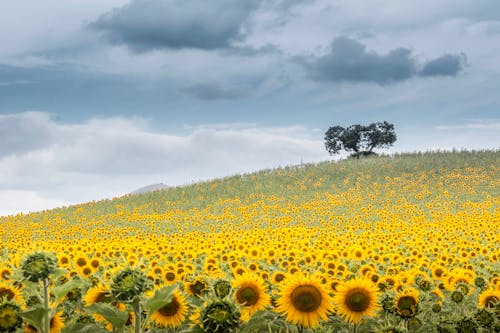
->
[478,288,500,308]
[276,274,333,328]
[0,283,23,304]
[50,312,65,333]
[233,273,270,321]
[83,284,113,305]
[334,277,380,324]
[150,291,188,328]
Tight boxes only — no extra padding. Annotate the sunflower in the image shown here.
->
[150,291,188,328]
[233,273,270,321]
[394,288,419,318]
[50,312,65,333]
[0,283,23,304]
[185,277,208,297]
[83,284,113,305]
[478,288,500,308]
[276,274,333,328]
[334,277,380,324]
[0,302,22,332]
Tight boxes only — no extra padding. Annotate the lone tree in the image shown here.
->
[325,121,396,158]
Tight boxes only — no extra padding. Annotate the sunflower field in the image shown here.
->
[1,150,500,333]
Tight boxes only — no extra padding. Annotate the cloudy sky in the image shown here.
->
[1,0,500,216]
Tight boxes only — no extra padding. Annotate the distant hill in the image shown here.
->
[130,183,169,195]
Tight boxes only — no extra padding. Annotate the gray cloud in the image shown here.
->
[0,112,56,157]
[179,83,248,100]
[419,53,467,77]
[302,37,417,84]
[89,0,263,51]
[300,37,466,84]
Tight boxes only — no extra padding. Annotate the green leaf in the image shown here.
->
[143,285,175,314]
[52,279,83,303]
[51,268,69,280]
[86,303,129,330]
[20,305,49,331]
[61,323,108,333]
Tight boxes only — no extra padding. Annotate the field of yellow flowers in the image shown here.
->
[1,150,500,333]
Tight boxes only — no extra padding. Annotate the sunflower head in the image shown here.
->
[394,288,419,319]
[21,252,57,282]
[276,274,333,328]
[111,268,148,302]
[233,274,270,321]
[150,291,188,329]
[200,299,240,333]
[334,277,380,325]
[185,277,208,297]
[0,302,22,332]
[478,288,500,309]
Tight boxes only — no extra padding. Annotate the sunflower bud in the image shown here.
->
[455,319,477,333]
[475,309,494,328]
[213,279,232,299]
[451,291,464,303]
[201,299,240,333]
[21,252,57,282]
[111,268,148,302]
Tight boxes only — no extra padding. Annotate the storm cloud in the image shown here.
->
[301,37,466,85]
[89,0,263,51]
[419,53,467,77]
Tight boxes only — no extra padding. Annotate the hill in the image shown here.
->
[1,150,499,332]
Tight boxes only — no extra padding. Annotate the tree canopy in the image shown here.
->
[324,121,396,158]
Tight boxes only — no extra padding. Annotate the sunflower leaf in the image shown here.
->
[86,303,129,330]
[143,285,176,314]
[19,305,49,331]
[61,323,109,333]
[53,279,83,303]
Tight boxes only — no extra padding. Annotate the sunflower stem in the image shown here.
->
[352,323,358,333]
[43,278,50,333]
[133,299,142,333]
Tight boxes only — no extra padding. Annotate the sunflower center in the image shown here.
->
[158,298,180,317]
[344,288,371,312]
[290,285,322,312]
[236,286,259,306]
[0,288,15,300]
[95,291,113,303]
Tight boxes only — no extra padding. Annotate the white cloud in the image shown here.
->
[0,112,327,216]
[0,190,70,216]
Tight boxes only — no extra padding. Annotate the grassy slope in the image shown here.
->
[2,150,499,229]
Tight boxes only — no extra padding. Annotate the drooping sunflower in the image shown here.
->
[150,291,188,328]
[394,287,419,318]
[233,273,270,321]
[334,277,380,324]
[276,274,333,328]
[478,288,500,308]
